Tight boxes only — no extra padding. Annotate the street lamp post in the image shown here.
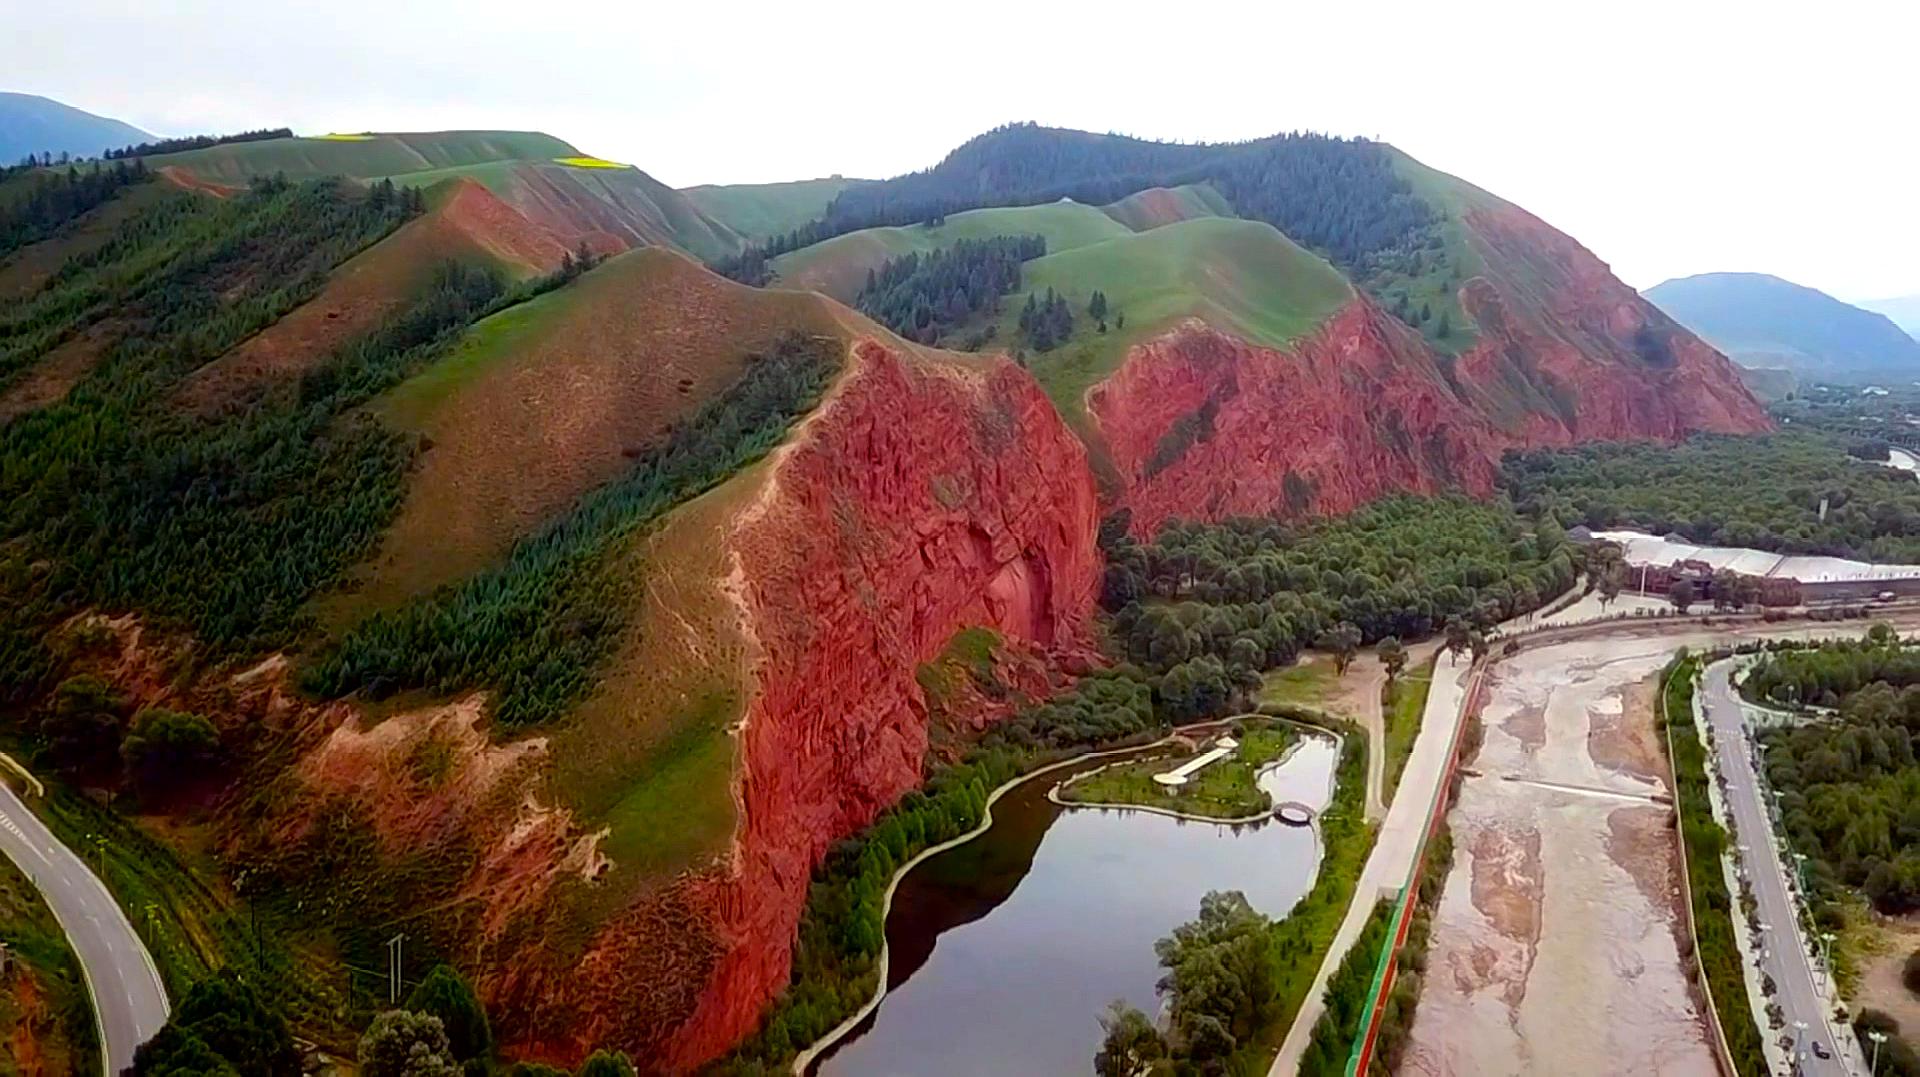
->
[1869,1028,1888,1075]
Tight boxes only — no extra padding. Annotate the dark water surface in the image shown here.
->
[815,734,1338,1076]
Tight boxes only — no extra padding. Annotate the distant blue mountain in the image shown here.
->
[0,92,154,163]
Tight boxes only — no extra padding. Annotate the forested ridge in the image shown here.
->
[853,234,1043,345]
[716,125,1449,329]
[0,158,151,259]
[1502,431,1920,563]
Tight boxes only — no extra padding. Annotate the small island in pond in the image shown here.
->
[1056,721,1300,820]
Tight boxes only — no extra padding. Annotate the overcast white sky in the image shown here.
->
[10,0,1915,300]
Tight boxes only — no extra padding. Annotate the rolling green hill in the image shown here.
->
[1100,183,1231,232]
[770,199,1131,301]
[1004,215,1353,423]
[0,92,152,162]
[681,177,855,243]
[140,131,576,183]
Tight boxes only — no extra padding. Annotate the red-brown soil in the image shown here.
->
[1089,299,1502,536]
[0,327,111,423]
[1087,205,1769,532]
[479,338,1101,1068]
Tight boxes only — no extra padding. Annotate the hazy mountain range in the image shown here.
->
[1645,271,1920,383]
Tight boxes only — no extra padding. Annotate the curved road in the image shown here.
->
[0,778,168,1076]
[1701,660,1852,1076]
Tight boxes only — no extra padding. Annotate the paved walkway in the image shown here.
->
[1268,652,1473,1074]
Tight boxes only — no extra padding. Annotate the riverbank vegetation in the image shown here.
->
[0,853,97,1076]
[1298,899,1394,1075]
[1058,721,1296,819]
[1503,431,1920,563]
[1659,651,1770,1076]
[1259,717,1376,1064]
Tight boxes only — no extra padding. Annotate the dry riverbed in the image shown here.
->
[1401,638,1718,1076]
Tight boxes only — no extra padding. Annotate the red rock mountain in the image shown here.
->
[1090,202,1767,534]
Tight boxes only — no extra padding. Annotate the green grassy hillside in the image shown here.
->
[374,160,745,263]
[1366,149,1490,355]
[1100,183,1231,232]
[141,131,578,183]
[1006,216,1353,425]
[681,177,854,243]
[770,199,1131,301]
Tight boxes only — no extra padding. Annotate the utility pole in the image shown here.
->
[387,933,406,1005]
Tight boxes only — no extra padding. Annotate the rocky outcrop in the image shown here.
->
[492,338,1102,1069]
[1088,301,1503,537]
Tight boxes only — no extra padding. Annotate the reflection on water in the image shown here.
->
[815,730,1338,1077]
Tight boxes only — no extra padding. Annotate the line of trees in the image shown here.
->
[854,234,1044,344]
[105,127,294,160]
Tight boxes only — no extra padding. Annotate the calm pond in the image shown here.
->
[813,732,1339,1076]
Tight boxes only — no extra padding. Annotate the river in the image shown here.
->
[813,732,1339,1076]
[1400,637,1718,1076]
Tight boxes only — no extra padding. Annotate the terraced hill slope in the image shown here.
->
[144,130,748,261]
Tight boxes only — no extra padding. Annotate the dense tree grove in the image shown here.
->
[715,125,1442,297]
[307,332,843,726]
[1018,286,1075,352]
[105,127,294,160]
[132,974,300,1076]
[853,234,1043,344]
[1749,634,1920,914]
[0,158,151,257]
[1502,431,1920,562]
[1103,496,1574,698]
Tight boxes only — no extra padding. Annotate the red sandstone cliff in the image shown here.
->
[1449,203,1771,443]
[483,337,1102,1068]
[1089,301,1502,538]
[1089,205,1770,532]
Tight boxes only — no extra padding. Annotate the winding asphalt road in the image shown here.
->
[1701,660,1851,1076]
[0,778,168,1076]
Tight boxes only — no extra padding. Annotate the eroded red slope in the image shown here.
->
[1089,204,1769,532]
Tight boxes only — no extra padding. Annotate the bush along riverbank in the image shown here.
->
[1660,650,1770,1076]
[1297,821,1454,1076]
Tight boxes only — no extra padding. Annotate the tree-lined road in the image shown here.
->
[1701,660,1851,1076]
[0,778,168,1076]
